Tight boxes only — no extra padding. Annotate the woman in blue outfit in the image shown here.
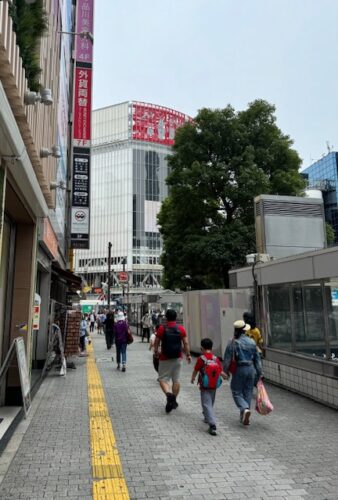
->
[223,320,262,425]
[114,311,129,372]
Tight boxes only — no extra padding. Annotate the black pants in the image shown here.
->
[153,355,159,373]
[105,330,115,349]
[90,321,95,332]
[142,327,150,342]
[80,335,86,352]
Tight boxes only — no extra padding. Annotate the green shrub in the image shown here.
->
[8,0,48,92]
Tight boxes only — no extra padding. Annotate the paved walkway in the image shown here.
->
[0,331,337,499]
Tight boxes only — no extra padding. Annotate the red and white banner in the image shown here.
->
[71,0,94,249]
[132,102,190,146]
[73,67,92,147]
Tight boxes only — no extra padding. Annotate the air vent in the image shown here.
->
[262,201,323,218]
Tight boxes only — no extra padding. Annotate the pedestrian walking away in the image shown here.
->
[149,327,160,374]
[191,338,227,436]
[98,311,106,334]
[243,311,264,354]
[154,309,191,413]
[114,311,129,372]
[141,311,152,342]
[79,315,87,353]
[104,310,115,351]
[89,312,95,333]
[223,320,263,426]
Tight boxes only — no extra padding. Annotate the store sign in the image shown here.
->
[75,0,94,64]
[32,294,41,331]
[43,218,58,259]
[71,149,90,207]
[132,103,190,146]
[117,271,129,283]
[73,67,92,147]
[71,0,94,249]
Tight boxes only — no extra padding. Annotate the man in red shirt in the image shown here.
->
[154,309,191,413]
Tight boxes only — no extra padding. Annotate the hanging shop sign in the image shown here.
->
[71,0,94,249]
[73,67,92,147]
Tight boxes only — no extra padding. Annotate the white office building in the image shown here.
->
[74,101,190,295]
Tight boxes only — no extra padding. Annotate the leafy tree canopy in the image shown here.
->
[158,100,306,290]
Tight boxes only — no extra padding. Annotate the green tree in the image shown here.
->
[9,0,48,91]
[326,222,335,246]
[158,100,306,290]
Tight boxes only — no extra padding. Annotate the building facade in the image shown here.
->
[229,247,338,410]
[75,102,191,296]
[0,0,89,409]
[302,152,338,242]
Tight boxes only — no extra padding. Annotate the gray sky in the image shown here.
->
[93,0,338,167]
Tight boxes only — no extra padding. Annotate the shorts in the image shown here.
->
[158,358,182,383]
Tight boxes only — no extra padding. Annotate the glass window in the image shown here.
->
[324,279,338,363]
[295,283,326,359]
[267,285,292,349]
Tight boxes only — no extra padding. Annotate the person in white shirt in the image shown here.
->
[89,312,95,332]
[141,312,152,342]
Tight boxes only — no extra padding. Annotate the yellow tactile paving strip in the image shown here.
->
[87,343,130,499]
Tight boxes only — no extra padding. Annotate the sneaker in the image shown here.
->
[242,409,251,425]
[165,393,175,413]
[122,365,126,372]
[117,364,120,370]
[172,396,178,410]
[208,425,217,436]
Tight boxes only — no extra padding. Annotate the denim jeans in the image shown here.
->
[116,343,127,365]
[200,389,216,426]
[230,364,255,412]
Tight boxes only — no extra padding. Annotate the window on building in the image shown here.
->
[267,285,292,350]
[295,283,326,358]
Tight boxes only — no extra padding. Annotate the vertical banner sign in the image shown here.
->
[71,0,94,249]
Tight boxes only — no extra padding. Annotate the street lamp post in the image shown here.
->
[107,242,112,310]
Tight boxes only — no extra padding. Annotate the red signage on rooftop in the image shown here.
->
[132,102,190,147]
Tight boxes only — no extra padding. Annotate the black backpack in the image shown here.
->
[161,325,182,359]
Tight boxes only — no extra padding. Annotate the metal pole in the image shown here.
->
[107,242,112,309]
[122,258,126,298]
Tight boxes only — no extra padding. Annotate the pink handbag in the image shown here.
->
[256,379,273,415]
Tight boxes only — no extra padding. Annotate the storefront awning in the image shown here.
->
[51,264,82,287]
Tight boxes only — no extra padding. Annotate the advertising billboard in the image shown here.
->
[71,0,94,249]
[71,148,90,248]
[75,0,93,64]
[73,67,92,147]
[132,103,190,147]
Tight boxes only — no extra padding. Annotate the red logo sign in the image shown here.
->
[132,103,190,146]
[117,271,129,283]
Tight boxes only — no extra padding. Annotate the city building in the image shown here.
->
[74,102,191,298]
[302,152,338,242]
[0,0,91,411]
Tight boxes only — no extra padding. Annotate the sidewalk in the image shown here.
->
[0,331,337,499]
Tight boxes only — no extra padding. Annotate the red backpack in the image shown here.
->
[200,355,223,390]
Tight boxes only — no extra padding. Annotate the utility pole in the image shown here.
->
[122,258,126,298]
[107,242,112,309]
